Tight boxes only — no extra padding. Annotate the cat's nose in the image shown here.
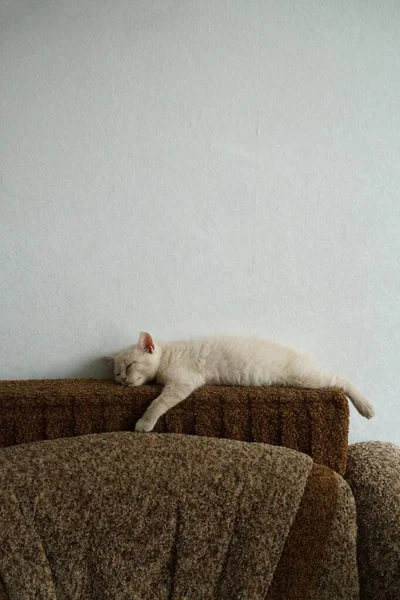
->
[121,377,127,383]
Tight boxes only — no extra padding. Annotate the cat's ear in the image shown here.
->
[104,356,115,364]
[138,332,155,354]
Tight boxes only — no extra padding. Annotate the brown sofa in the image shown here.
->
[0,380,398,599]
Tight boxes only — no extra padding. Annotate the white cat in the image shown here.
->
[108,332,375,432]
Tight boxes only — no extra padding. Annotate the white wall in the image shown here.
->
[1,0,399,444]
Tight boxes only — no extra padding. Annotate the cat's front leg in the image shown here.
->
[135,415,159,433]
[135,376,202,432]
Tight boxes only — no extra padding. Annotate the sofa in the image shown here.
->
[0,380,398,599]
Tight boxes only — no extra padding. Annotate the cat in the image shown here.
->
[108,331,375,432]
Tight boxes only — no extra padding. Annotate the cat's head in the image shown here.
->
[107,332,159,386]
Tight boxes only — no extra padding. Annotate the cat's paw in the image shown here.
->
[135,417,154,433]
[360,402,375,419]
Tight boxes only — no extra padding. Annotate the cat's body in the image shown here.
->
[109,332,375,432]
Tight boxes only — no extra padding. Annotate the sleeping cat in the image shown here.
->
[108,332,375,432]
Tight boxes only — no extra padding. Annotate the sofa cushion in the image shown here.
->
[0,433,358,599]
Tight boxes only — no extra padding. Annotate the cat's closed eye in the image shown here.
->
[126,361,136,370]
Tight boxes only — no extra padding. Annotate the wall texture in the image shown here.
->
[1,1,399,443]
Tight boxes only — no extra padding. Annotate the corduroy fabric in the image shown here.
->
[0,379,349,473]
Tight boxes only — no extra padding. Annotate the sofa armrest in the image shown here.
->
[345,441,400,600]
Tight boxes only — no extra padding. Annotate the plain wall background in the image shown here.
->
[1,0,399,443]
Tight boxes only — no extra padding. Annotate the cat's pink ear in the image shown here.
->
[138,332,155,354]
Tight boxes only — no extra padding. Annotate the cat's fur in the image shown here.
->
[108,332,375,432]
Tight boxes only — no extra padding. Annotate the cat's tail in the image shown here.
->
[335,375,375,419]
[288,355,374,418]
